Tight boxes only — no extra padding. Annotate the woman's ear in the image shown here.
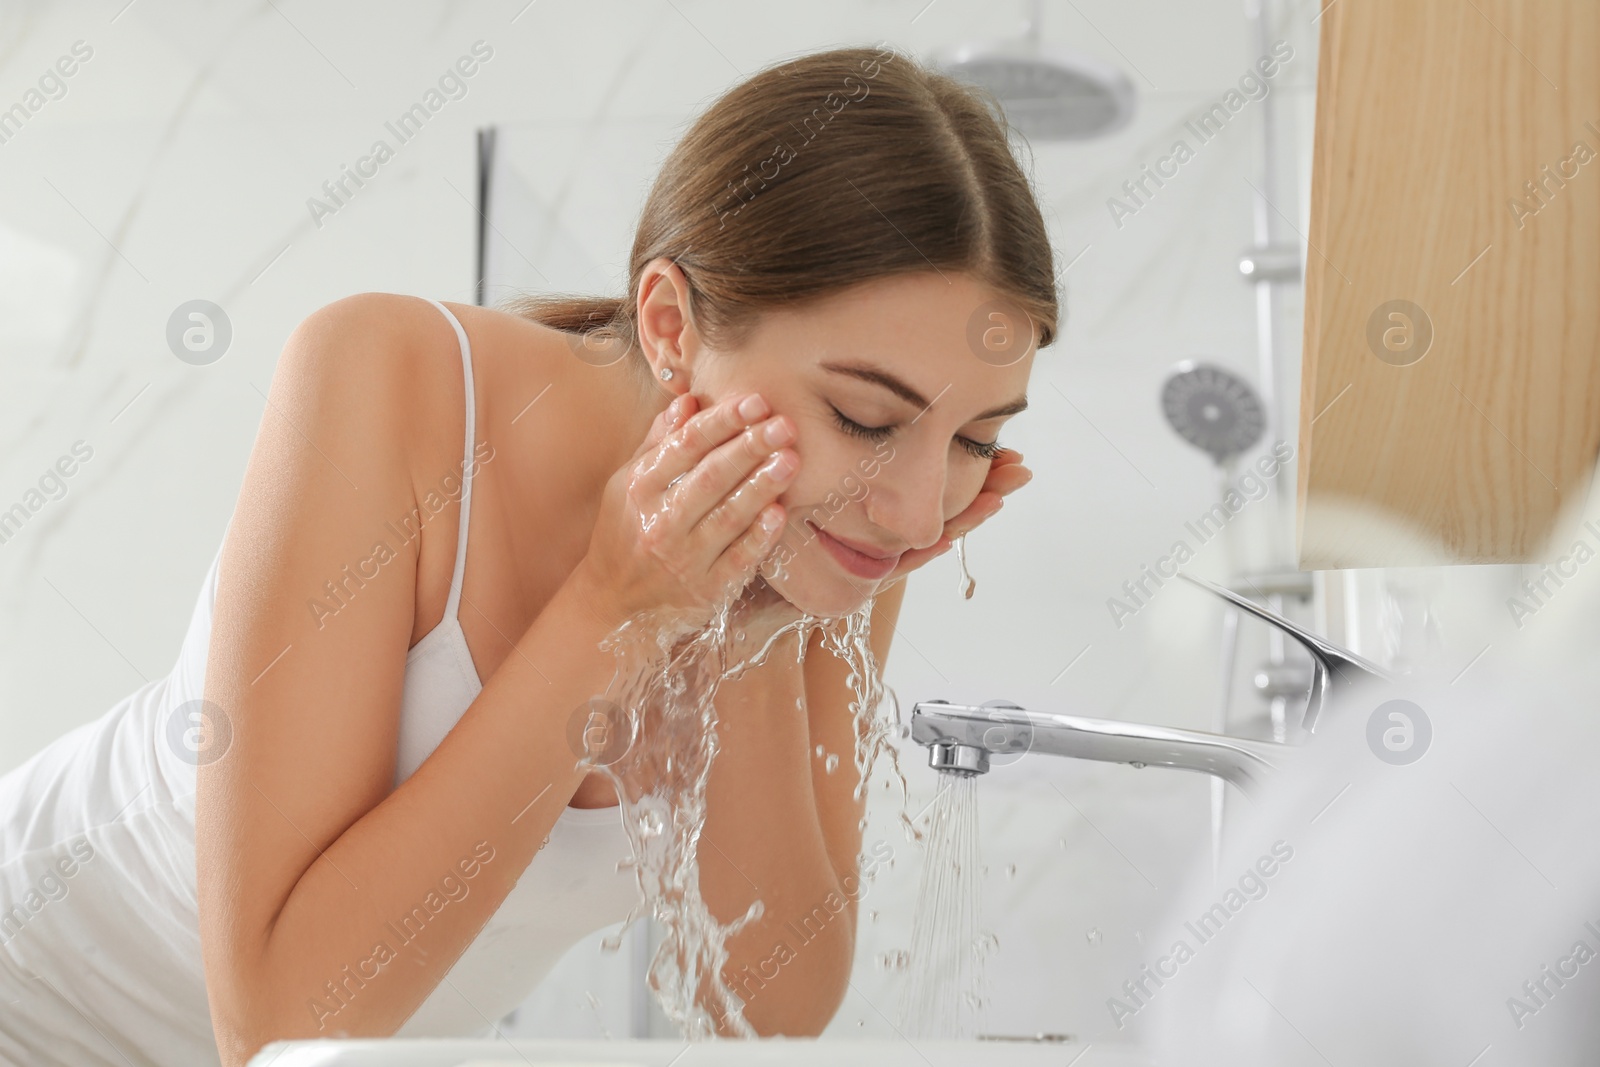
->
[636,257,697,391]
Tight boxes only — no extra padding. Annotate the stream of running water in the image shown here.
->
[588,580,913,1038]
[898,771,996,1038]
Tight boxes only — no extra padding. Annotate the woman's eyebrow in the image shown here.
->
[819,360,1028,420]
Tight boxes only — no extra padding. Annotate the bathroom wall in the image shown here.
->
[0,0,1540,1051]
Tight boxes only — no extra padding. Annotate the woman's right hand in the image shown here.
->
[573,390,800,630]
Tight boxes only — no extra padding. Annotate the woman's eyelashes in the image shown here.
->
[829,404,893,442]
[828,404,1002,460]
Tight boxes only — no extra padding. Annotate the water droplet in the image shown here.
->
[1134,929,1144,944]
[735,629,746,641]
[1059,837,1067,850]
[869,910,879,924]
[897,722,911,739]
[1005,863,1017,879]
[954,533,977,599]
[1086,927,1103,945]
[856,1018,865,1028]
[876,949,910,971]
[825,753,840,774]
[815,743,826,758]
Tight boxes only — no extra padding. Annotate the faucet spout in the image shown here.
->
[909,701,1293,798]
[908,574,1387,796]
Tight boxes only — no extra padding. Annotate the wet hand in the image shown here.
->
[878,447,1031,589]
[574,391,801,629]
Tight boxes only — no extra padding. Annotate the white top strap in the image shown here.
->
[421,298,476,622]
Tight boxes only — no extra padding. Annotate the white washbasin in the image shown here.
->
[247,1037,1156,1066]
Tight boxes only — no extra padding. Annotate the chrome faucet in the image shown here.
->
[909,573,1395,796]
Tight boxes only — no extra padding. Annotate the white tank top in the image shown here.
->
[0,296,640,1066]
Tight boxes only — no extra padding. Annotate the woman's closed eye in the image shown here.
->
[829,404,1003,460]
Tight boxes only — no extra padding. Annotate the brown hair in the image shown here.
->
[499,44,1059,382]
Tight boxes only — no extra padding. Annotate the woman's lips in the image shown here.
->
[807,520,900,581]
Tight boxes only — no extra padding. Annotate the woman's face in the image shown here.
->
[679,270,1036,618]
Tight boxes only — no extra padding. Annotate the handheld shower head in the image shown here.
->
[1160,361,1267,465]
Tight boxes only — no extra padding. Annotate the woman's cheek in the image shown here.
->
[948,466,987,517]
[785,433,838,505]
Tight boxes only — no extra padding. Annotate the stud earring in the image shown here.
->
[659,367,675,381]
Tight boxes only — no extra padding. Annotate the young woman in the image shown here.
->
[0,44,1055,1066]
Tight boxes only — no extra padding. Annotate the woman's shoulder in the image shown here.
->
[295,292,572,370]
[288,293,626,480]
[380,295,593,403]
[291,291,579,428]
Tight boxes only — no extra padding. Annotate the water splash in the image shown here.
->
[954,534,976,599]
[817,604,915,840]
[588,578,912,1040]
[899,771,993,1038]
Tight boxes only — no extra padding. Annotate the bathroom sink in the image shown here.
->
[246,1037,1156,1066]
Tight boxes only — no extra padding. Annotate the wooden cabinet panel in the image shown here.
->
[1297,0,1600,567]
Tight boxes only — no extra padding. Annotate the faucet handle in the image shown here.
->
[1178,571,1395,735]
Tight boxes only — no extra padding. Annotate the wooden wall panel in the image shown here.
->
[1297,0,1600,567]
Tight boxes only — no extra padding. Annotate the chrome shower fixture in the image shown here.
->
[1160,361,1267,465]
[931,0,1137,141]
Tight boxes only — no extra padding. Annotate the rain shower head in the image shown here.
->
[932,2,1137,141]
[1161,361,1266,465]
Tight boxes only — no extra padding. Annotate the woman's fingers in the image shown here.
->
[634,392,769,497]
[984,461,1033,497]
[695,444,795,553]
[671,414,796,531]
[948,488,1004,536]
[619,389,802,597]
[992,446,1024,467]
[709,498,788,595]
[630,392,696,464]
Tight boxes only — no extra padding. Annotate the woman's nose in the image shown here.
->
[866,457,949,552]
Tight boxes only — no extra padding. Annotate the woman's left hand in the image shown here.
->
[878,447,1032,588]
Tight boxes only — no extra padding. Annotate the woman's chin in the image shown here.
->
[765,557,879,619]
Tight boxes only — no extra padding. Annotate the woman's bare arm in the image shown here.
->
[197,294,625,1065]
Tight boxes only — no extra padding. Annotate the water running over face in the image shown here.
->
[588,577,912,1039]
